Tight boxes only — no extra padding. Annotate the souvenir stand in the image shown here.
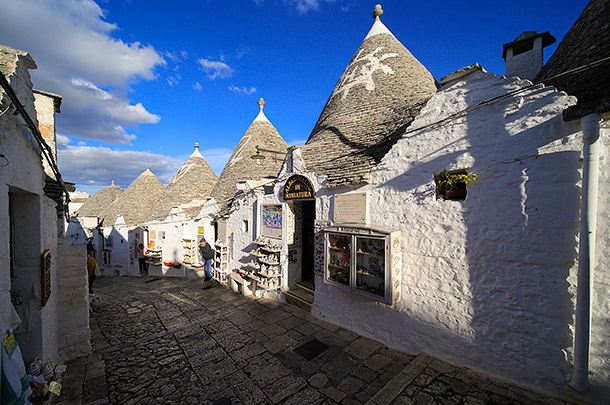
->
[213,242,229,283]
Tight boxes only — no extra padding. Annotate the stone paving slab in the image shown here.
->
[51,276,576,405]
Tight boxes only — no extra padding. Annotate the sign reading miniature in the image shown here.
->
[262,204,282,238]
[283,175,314,200]
[334,193,367,224]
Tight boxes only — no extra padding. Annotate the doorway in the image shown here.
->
[298,200,315,289]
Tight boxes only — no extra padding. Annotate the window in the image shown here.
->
[242,220,249,232]
[102,250,111,266]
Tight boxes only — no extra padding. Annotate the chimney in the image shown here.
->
[503,31,555,80]
[33,89,62,178]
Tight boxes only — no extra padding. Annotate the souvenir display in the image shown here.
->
[213,243,229,283]
[250,239,281,290]
[145,247,163,266]
[323,226,402,305]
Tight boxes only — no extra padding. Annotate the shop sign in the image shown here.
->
[283,175,314,200]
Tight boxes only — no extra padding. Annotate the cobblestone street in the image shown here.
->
[53,276,572,405]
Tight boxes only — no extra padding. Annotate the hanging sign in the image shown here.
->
[283,175,314,200]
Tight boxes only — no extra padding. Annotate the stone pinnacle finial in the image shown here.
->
[146,166,150,170]
[372,4,383,19]
[194,142,199,149]
[258,98,266,111]
[111,180,115,186]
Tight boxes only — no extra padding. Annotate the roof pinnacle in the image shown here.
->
[194,142,199,149]
[258,98,266,111]
[111,180,115,186]
[372,4,383,19]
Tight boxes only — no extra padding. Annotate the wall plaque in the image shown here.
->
[334,193,367,224]
[283,175,314,200]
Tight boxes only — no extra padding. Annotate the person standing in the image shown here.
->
[87,255,97,294]
[138,243,147,275]
[199,238,214,281]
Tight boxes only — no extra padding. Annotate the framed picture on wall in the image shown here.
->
[262,204,282,239]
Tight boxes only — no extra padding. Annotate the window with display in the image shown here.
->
[327,233,351,286]
[323,225,401,305]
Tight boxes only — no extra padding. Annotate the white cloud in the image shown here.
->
[167,75,181,86]
[193,82,203,91]
[57,136,180,188]
[255,0,337,13]
[228,85,257,95]
[0,0,166,144]
[198,58,234,80]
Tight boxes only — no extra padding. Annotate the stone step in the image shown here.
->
[285,284,315,311]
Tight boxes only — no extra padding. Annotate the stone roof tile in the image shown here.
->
[149,144,218,221]
[535,0,610,120]
[300,7,437,188]
[210,98,287,210]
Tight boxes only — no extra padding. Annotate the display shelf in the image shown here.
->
[145,247,163,266]
[323,226,401,305]
[214,243,229,284]
[182,238,197,265]
[248,239,283,293]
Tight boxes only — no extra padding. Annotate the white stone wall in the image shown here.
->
[591,123,610,397]
[56,238,91,360]
[0,50,45,355]
[312,69,601,396]
[40,196,60,366]
[101,225,131,276]
[227,191,259,273]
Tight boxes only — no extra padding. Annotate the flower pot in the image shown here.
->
[444,188,467,200]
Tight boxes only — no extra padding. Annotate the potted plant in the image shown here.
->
[437,170,477,200]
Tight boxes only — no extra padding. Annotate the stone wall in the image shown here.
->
[590,123,610,397]
[56,237,91,361]
[311,68,602,397]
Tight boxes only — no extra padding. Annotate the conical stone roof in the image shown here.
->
[149,143,218,221]
[301,5,437,187]
[106,168,165,226]
[210,98,287,212]
[75,181,124,222]
[535,0,610,120]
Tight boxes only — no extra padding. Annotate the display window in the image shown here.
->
[323,225,401,305]
[327,233,351,286]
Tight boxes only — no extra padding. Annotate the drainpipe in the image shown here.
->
[569,113,602,392]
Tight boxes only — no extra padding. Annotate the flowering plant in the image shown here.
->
[437,170,477,190]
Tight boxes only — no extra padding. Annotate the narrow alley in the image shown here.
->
[53,276,570,405]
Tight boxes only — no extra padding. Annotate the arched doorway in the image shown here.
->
[283,175,316,290]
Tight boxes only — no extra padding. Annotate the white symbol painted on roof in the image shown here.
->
[330,46,399,101]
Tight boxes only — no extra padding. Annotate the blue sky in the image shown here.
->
[0,0,588,195]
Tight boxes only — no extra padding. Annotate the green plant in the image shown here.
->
[437,170,477,191]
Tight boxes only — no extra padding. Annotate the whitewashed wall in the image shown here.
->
[312,68,600,396]
[590,123,610,398]
[101,223,131,276]
[145,210,214,278]
[40,196,60,366]
[227,191,258,273]
[56,238,91,361]
[0,52,44,337]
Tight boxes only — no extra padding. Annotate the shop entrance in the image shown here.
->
[297,199,315,290]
